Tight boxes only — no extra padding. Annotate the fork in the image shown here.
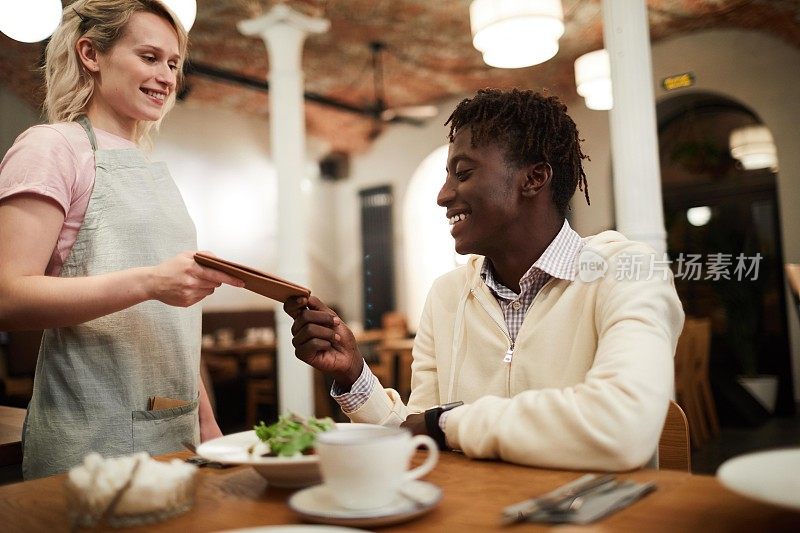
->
[182,441,230,468]
[501,474,617,525]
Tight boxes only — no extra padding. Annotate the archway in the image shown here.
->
[402,145,464,329]
[657,91,793,417]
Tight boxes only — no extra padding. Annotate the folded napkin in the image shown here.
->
[536,480,655,524]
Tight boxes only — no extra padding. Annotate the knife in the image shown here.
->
[501,474,617,525]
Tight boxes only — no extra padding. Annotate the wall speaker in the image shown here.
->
[319,151,350,181]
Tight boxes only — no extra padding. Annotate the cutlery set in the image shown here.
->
[182,441,231,469]
[501,473,655,525]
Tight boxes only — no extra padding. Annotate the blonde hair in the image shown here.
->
[43,0,188,147]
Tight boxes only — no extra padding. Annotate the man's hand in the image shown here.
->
[284,295,364,389]
[400,413,428,436]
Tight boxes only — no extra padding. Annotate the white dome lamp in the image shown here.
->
[686,206,712,227]
[574,49,613,110]
[158,0,197,32]
[0,0,62,43]
[729,125,778,172]
[470,0,565,69]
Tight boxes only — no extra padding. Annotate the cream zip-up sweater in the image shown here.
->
[347,231,685,471]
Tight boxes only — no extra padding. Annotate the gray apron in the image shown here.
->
[22,116,201,479]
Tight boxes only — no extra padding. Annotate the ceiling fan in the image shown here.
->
[368,41,439,126]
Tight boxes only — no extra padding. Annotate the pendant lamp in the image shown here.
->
[470,0,564,69]
[574,49,613,110]
[729,125,778,171]
[158,0,197,31]
[0,0,62,43]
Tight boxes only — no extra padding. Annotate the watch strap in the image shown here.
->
[424,407,448,450]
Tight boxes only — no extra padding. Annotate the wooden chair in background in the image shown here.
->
[786,263,800,316]
[376,338,415,402]
[658,400,691,472]
[246,376,276,428]
[381,311,408,340]
[244,350,277,428]
[360,311,411,392]
[674,317,718,449]
[0,330,41,408]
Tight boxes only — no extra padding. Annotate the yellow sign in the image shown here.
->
[662,72,695,91]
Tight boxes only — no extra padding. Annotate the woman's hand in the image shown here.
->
[284,295,364,389]
[147,251,244,307]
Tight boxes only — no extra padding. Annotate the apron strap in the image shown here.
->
[76,115,98,152]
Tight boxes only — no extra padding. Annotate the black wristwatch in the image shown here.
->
[424,401,464,450]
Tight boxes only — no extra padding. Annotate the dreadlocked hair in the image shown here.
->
[445,88,590,217]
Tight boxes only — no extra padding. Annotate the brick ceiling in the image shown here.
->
[2,0,799,154]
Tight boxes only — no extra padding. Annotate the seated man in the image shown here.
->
[285,88,684,471]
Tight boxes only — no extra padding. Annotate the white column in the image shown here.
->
[602,0,666,256]
[239,5,329,416]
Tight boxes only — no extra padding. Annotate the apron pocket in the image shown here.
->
[131,396,199,456]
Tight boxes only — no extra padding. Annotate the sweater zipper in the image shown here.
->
[511,276,558,344]
[470,288,515,362]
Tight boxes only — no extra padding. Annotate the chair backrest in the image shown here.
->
[674,318,711,396]
[786,263,800,310]
[381,311,408,340]
[659,400,691,472]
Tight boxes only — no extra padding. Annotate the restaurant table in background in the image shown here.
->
[1,450,798,532]
[0,405,25,484]
[0,405,25,466]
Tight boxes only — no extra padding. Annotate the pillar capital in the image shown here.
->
[238,4,329,40]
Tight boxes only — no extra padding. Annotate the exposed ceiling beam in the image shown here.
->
[184,61,424,126]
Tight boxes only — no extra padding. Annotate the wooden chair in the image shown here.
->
[0,330,42,408]
[356,311,409,390]
[658,400,691,472]
[246,377,276,428]
[381,311,408,340]
[786,263,800,314]
[356,332,393,387]
[376,338,415,402]
[245,353,277,428]
[674,317,717,449]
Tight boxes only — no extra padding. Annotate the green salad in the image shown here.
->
[253,414,334,457]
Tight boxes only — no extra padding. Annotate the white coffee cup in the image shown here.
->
[316,426,439,510]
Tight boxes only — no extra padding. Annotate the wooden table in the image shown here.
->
[2,450,798,532]
[0,405,25,467]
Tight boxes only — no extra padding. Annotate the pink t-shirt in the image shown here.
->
[0,122,136,276]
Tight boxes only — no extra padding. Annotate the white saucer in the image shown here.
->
[717,447,800,511]
[288,480,442,528]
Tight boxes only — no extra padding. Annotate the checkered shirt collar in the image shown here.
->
[480,219,583,295]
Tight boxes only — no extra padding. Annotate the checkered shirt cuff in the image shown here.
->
[330,362,376,413]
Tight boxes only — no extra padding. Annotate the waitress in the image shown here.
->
[0,0,243,479]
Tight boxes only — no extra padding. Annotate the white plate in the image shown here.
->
[288,480,442,528]
[717,447,800,511]
[196,423,377,488]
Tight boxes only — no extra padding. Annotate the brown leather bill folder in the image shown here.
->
[194,252,311,303]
